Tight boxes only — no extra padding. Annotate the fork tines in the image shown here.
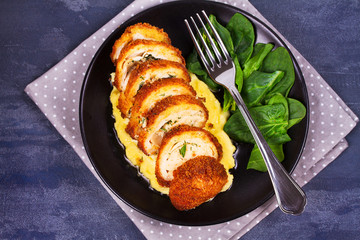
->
[184,10,231,73]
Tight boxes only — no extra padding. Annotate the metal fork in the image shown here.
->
[185,11,306,215]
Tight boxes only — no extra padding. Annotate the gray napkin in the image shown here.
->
[25,0,358,239]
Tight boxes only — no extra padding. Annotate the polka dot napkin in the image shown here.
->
[25,0,358,239]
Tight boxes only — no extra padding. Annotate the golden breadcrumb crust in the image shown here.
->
[114,39,185,91]
[126,78,196,138]
[110,22,171,63]
[169,156,228,211]
[137,95,209,156]
[155,125,223,187]
[118,59,191,117]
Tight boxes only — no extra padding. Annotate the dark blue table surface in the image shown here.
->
[1,0,359,239]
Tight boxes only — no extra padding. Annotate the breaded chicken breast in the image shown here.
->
[114,39,185,92]
[118,59,191,117]
[110,23,171,63]
[156,125,222,187]
[126,78,196,139]
[137,95,209,156]
[169,156,228,211]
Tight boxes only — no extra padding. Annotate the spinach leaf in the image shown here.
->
[287,98,306,129]
[242,70,284,107]
[209,14,234,56]
[226,13,255,66]
[247,144,284,171]
[261,47,295,99]
[224,100,289,144]
[208,15,244,112]
[186,48,221,91]
[243,43,274,79]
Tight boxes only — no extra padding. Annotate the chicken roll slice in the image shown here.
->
[137,95,209,156]
[169,156,228,211]
[114,39,185,92]
[126,78,196,139]
[110,23,171,63]
[118,59,191,117]
[155,125,222,187]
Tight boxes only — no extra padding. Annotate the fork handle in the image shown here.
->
[229,87,307,215]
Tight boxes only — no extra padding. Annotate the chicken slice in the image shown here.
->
[114,39,185,92]
[137,96,209,156]
[169,156,228,211]
[126,78,196,139]
[118,59,191,117]
[155,125,222,187]
[110,23,171,63]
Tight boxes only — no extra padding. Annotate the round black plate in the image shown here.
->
[80,0,309,226]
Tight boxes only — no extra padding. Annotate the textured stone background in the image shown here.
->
[1,0,359,239]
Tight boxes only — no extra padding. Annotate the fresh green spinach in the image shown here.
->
[242,70,284,107]
[186,12,306,172]
[226,13,255,66]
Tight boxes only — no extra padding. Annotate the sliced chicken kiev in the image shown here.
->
[169,156,228,211]
[137,96,209,156]
[118,59,191,117]
[126,78,196,139]
[110,23,171,63]
[114,39,185,92]
[156,125,222,187]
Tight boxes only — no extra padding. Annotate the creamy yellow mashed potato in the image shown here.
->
[110,73,236,194]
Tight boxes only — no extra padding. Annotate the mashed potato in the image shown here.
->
[110,73,235,194]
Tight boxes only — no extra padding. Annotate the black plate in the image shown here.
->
[79,0,309,226]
